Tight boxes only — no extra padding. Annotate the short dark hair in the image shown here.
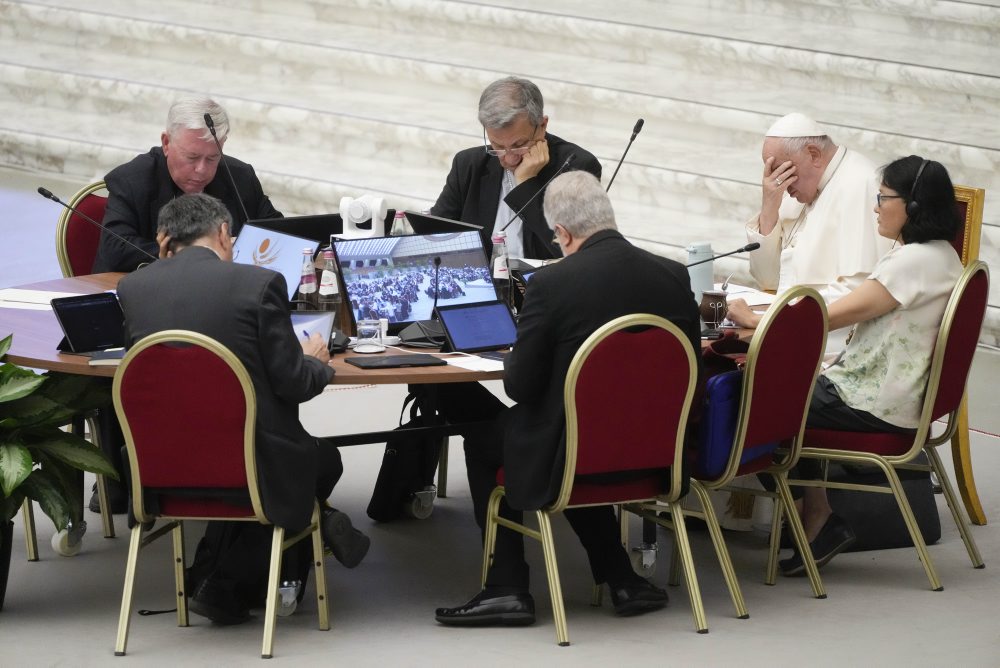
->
[881,155,959,245]
[156,193,232,246]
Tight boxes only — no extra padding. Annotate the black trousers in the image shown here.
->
[435,382,636,590]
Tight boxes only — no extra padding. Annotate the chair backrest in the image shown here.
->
[710,287,828,484]
[552,314,698,511]
[55,180,108,277]
[112,330,264,522]
[922,261,990,432]
[952,185,984,266]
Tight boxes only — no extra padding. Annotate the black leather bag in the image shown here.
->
[367,393,443,522]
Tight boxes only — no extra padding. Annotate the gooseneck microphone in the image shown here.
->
[685,242,761,267]
[500,154,577,232]
[37,187,159,263]
[203,112,250,225]
[605,118,644,193]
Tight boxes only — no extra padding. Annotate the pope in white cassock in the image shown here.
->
[745,113,892,349]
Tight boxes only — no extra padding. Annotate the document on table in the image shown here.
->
[0,288,85,310]
[716,283,776,307]
[444,355,504,372]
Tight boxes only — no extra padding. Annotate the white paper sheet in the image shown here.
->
[0,288,84,306]
[444,356,504,372]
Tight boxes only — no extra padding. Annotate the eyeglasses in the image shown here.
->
[484,125,539,158]
[876,193,903,206]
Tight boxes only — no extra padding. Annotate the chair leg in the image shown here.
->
[692,483,748,620]
[667,535,682,587]
[261,526,286,659]
[114,524,145,656]
[876,460,943,591]
[668,502,708,633]
[536,511,570,646]
[480,487,504,588]
[775,474,826,599]
[924,446,984,568]
[86,415,115,539]
[765,497,783,586]
[311,506,331,631]
[21,499,38,562]
[172,522,188,627]
[949,397,986,525]
[436,437,449,498]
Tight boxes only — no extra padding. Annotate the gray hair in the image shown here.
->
[165,96,229,143]
[477,77,545,129]
[157,193,232,246]
[543,171,616,238]
[778,135,834,155]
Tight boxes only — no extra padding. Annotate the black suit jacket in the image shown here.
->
[502,229,701,510]
[93,147,281,273]
[429,133,602,260]
[117,247,332,531]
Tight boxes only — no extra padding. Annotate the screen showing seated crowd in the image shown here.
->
[333,232,497,334]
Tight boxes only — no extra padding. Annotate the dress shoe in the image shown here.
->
[435,590,535,626]
[780,513,856,577]
[88,482,128,515]
[188,578,251,625]
[608,578,669,617]
[321,508,371,568]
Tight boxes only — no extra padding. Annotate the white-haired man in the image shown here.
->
[93,96,281,273]
[435,172,700,627]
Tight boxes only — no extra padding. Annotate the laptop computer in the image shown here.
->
[50,292,125,354]
[232,224,319,300]
[333,230,497,335]
[435,300,518,358]
[344,353,446,369]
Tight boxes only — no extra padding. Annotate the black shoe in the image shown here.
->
[321,508,371,568]
[608,578,669,617]
[435,589,535,626]
[188,578,251,625]
[88,483,128,515]
[780,513,856,577]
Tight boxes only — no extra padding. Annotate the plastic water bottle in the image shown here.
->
[294,248,319,310]
[490,231,511,306]
[318,249,341,326]
[686,241,714,309]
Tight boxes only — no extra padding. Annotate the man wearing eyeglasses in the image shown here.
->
[430,76,602,261]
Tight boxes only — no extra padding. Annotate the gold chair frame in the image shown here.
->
[629,286,829,630]
[792,261,988,591]
[481,314,697,646]
[112,330,330,659]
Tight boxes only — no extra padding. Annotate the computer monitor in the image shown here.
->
[333,231,497,335]
[248,210,395,246]
[403,211,483,234]
[232,224,319,300]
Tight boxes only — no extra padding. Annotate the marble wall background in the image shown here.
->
[1,0,997,339]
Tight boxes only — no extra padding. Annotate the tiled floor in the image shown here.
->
[1,166,998,665]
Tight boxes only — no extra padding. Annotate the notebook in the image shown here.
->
[232,224,319,300]
[333,231,497,335]
[50,292,125,354]
[290,311,336,345]
[435,300,518,355]
[344,353,446,369]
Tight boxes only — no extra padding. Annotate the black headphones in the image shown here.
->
[906,159,929,217]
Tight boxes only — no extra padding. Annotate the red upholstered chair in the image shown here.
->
[481,314,698,646]
[54,180,108,277]
[629,287,829,627]
[112,330,329,659]
[947,185,986,525]
[795,261,989,591]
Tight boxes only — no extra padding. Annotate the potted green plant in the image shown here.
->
[0,334,118,610]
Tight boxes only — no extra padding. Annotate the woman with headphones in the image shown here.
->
[729,155,963,574]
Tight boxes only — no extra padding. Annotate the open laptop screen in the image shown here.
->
[435,300,517,353]
[232,224,319,300]
[333,231,496,334]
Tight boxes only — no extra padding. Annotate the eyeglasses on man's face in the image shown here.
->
[876,193,903,207]
[484,124,539,158]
